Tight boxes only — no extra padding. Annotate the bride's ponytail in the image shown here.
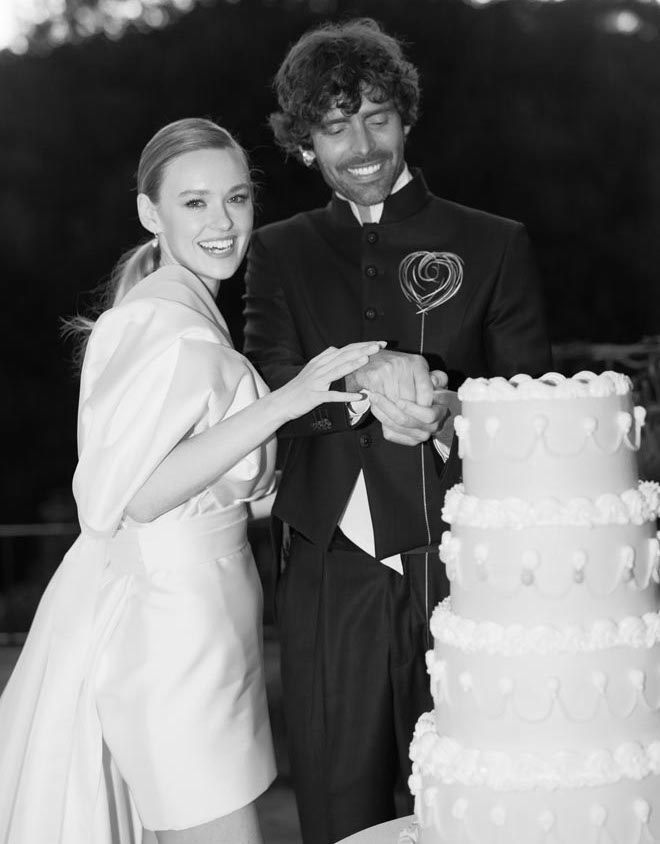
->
[111,238,161,306]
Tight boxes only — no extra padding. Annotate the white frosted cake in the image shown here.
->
[407,371,660,844]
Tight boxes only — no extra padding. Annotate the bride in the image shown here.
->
[0,117,383,844]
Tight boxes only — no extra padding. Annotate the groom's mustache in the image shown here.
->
[341,154,390,169]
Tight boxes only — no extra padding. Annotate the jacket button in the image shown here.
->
[365,265,378,278]
[364,307,377,320]
[359,433,372,448]
[366,231,379,244]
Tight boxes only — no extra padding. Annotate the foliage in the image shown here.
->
[2,0,660,518]
[4,0,208,54]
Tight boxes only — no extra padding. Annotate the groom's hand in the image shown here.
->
[345,350,434,406]
[367,369,458,448]
[368,392,446,446]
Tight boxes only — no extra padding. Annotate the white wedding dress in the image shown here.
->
[0,266,277,841]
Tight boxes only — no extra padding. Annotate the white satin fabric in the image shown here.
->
[0,266,277,841]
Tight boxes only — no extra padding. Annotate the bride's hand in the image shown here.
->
[273,341,386,422]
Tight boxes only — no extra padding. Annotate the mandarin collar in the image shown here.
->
[328,168,431,227]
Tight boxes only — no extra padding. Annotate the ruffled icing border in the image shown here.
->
[442,481,660,529]
[410,712,660,791]
[430,598,660,655]
[457,371,632,403]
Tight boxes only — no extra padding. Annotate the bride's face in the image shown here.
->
[141,146,253,295]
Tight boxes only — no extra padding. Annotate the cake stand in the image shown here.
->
[335,815,416,843]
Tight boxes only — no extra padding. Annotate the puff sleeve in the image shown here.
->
[73,296,275,536]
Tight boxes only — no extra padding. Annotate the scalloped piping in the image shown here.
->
[439,531,660,599]
[442,482,660,530]
[430,598,660,655]
[454,405,646,461]
[409,779,658,844]
[410,711,660,791]
[427,651,660,722]
[457,371,632,402]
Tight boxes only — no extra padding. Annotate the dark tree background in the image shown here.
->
[2,0,660,522]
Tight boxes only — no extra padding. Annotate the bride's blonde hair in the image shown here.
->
[63,118,248,353]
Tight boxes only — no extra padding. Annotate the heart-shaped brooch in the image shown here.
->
[398,251,464,315]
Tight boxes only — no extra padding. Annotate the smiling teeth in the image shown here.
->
[200,238,234,252]
[348,163,382,176]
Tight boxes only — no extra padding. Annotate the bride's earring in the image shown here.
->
[300,148,316,168]
[151,233,160,249]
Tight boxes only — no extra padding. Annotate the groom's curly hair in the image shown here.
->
[269,18,421,159]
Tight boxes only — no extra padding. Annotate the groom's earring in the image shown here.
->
[300,148,316,168]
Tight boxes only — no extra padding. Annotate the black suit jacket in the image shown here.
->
[243,170,553,559]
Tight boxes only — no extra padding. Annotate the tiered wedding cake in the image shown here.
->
[407,371,660,844]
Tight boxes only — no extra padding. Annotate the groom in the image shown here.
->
[244,17,552,844]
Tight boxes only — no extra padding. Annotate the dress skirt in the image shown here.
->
[0,504,276,841]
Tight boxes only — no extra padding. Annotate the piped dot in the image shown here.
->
[622,545,634,563]
[459,672,473,692]
[573,549,587,569]
[617,411,633,433]
[634,798,650,823]
[592,671,607,693]
[474,544,488,562]
[533,415,548,435]
[538,810,555,832]
[583,416,597,435]
[590,805,607,827]
[485,417,500,438]
[490,806,506,827]
[474,547,488,580]
[634,406,647,426]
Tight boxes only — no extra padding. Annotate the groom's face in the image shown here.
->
[310,92,409,208]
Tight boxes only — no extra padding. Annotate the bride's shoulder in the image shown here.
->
[93,267,207,344]
[122,265,200,303]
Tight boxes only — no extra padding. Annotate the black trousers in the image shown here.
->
[276,529,450,844]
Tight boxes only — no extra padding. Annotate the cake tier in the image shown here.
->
[427,620,660,750]
[443,482,660,532]
[440,520,660,626]
[408,719,660,844]
[455,371,643,500]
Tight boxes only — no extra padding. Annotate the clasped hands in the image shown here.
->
[345,350,459,448]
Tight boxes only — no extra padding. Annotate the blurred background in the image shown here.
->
[2,0,660,527]
[2,1,660,838]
